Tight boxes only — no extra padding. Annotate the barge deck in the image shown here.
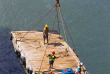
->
[11,31,86,74]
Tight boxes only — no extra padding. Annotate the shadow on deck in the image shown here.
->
[48,42,64,47]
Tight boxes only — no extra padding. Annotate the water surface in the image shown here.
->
[0,0,110,74]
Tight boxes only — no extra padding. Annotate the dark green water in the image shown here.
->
[0,0,110,74]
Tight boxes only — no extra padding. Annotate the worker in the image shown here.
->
[75,68,79,74]
[43,24,49,44]
[78,66,81,74]
[56,0,60,7]
[48,51,56,69]
[80,62,86,73]
[80,62,83,72]
[77,62,81,74]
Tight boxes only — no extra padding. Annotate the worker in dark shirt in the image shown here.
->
[48,51,56,69]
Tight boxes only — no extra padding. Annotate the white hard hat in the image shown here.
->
[80,62,83,66]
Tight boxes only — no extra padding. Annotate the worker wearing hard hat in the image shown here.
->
[48,51,56,69]
[56,0,60,7]
[43,24,49,44]
[56,0,59,4]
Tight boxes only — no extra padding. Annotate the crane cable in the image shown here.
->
[22,5,55,38]
[58,7,68,43]
[56,7,60,37]
[38,19,57,74]
[52,7,57,31]
[52,6,61,37]
[38,6,58,73]
[58,7,77,53]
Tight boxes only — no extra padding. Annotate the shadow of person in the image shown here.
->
[48,42,64,47]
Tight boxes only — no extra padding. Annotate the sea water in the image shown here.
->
[0,0,109,74]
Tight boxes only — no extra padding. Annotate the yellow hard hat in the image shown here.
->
[45,24,48,27]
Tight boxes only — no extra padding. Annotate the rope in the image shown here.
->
[22,5,56,73]
[22,5,55,38]
[56,7,60,36]
[38,11,57,73]
[58,7,68,43]
[38,45,47,74]
[38,24,55,73]
[58,8,77,53]
[52,8,57,31]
